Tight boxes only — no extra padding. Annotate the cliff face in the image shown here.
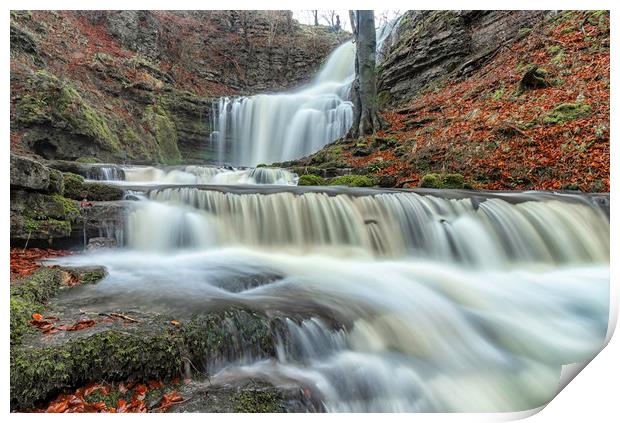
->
[10,10,343,163]
[377,11,550,107]
[285,10,609,192]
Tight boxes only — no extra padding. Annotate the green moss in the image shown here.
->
[298,174,326,186]
[48,169,64,195]
[10,268,64,346]
[17,71,122,153]
[10,329,182,410]
[329,175,374,187]
[377,90,391,109]
[10,296,42,346]
[144,105,182,163]
[491,86,505,101]
[419,173,466,189]
[62,172,86,199]
[52,194,80,220]
[543,103,592,124]
[62,172,123,201]
[232,390,283,413]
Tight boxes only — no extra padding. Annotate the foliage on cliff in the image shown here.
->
[298,11,609,192]
[10,10,342,163]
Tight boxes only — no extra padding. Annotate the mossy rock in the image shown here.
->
[10,303,278,410]
[329,175,374,187]
[10,268,65,346]
[62,172,86,199]
[298,174,326,186]
[543,103,592,125]
[232,389,284,413]
[47,169,65,195]
[143,105,182,163]
[419,173,466,189]
[62,172,123,201]
[16,70,122,154]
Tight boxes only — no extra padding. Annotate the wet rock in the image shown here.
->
[10,153,50,191]
[86,237,118,251]
[10,296,279,410]
[10,190,80,243]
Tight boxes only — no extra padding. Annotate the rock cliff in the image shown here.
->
[10,11,344,163]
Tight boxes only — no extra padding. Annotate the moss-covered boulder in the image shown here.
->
[329,175,374,187]
[419,173,466,189]
[62,172,124,201]
[10,298,278,410]
[298,174,326,186]
[543,102,592,124]
[10,190,81,241]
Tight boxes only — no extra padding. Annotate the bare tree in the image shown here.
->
[348,10,383,138]
[312,10,319,26]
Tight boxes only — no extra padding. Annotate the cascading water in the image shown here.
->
[85,164,298,185]
[211,42,355,166]
[48,17,609,413]
[54,183,610,412]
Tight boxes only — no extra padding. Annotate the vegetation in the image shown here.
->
[329,175,374,187]
[298,174,326,186]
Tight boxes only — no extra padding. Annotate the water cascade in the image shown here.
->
[86,164,298,185]
[49,18,610,413]
[211,42,355,166]
[55,183,610,412]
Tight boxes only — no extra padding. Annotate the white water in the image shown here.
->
[54,186,610,412]
[86,164,298,185]
[211,42,355,166]
[53,23,609,412]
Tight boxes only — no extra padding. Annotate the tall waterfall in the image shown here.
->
[211,42,355,166]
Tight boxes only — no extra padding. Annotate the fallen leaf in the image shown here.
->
[32,313,43,321]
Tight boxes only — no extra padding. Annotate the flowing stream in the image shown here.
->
[53,30,610,411]
[56,184,610,412]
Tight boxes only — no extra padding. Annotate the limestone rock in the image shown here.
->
[10,153,50,191]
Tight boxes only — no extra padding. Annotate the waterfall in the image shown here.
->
[84,164,298,185]
[123,187,609,267]
[53,184,610,412]
[211,42,355,166]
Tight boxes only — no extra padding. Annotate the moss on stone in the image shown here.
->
[144,105,182,163]
[232,389,283,413]
[419,173,466,189]
[62,172,123,201]
[10,268,64,346]
[543,103,592,124]
[17,71,122,153]
[62,172,85,199]
[11,308,277,410]
[329,175,374,187]
[47,169,64,195]
[298,174,326,186]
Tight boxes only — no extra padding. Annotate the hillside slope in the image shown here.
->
[10,10,344,163]
[285,10,609,192]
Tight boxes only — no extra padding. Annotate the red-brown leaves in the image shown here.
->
[30,318,96,334]
[10,248,73,281]
[38,380,179,413]
[155,391,184,412]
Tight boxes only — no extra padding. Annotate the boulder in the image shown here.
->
[10,153,50,191]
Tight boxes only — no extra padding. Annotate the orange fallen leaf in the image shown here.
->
[32,313,43,321]
[170,320,180,327]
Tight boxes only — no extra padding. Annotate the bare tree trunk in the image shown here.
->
[348,10,382,139]
[312,10,319,26]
